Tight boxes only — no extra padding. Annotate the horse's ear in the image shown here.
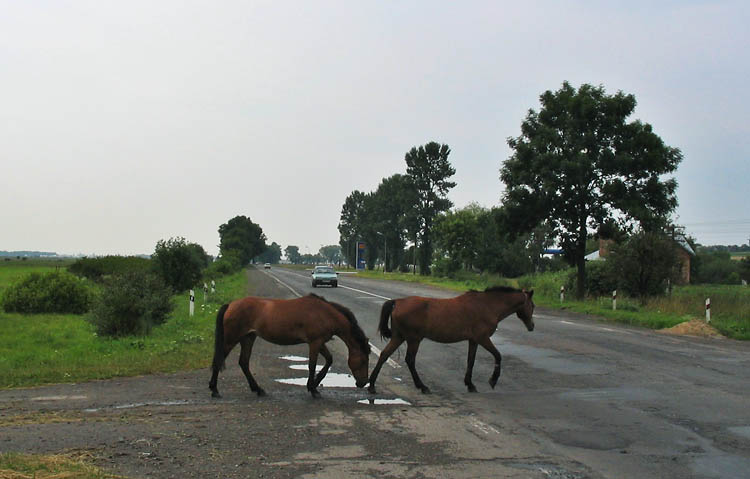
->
[527,290,534,300]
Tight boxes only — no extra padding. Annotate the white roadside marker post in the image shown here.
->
[706,298,711,323]
[203,282,208,302]
[612,290,617,311]
[189,289,195,317]
[211,280,216,294]
[560,285,565,303]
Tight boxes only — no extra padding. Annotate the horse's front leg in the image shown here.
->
[478,336,502,388]
[307,341,323,398]
[367,336,404,394]
[313,344,333,388]
[464,340,478,392]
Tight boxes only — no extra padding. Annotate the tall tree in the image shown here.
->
[319,245,342,265]
[371,174,419,272]
[405,142,456,275]
[218,215,266,266]
[434,204,482,273]
[256,242,282,264]
[338,191,381,269]
[284,245,302,264]
[501,82,682,298]
[338,190,367,267]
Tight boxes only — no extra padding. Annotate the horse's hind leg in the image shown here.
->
[367,336,404,394]
[464,340,478,392]
[477,336,503,389]
[239,334,266,397]
[313,344,333,388]
[405,339,430,394]
[209,368,221,398]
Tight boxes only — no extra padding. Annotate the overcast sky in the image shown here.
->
[2,1,748,256]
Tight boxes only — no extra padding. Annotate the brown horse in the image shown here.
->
[209,294,370,398]
[368,286,535,394]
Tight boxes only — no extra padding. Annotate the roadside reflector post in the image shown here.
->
[706,298,711,323]
[560,285,565,303]
[211,280,216,293]
[203,282,208,302]
[189,289,195,317]
[612,290,617,311]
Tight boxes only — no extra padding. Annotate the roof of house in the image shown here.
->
[675,234,696,256]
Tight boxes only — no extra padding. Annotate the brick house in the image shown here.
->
[586,235,695,284]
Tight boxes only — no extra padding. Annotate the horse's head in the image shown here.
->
[516,289,535,331]
[324,299,371,388]
[348,347,370,388]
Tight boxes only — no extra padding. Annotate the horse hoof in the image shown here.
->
[256,389,266,397]
[488,378,498,389]
[467,385,477,393]
[421,387,431,394]
[211,391,222,399]
[367,386,377,394]
[310,390,322,399]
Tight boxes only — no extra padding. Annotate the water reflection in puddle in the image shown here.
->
[277,356,410,405]
[357,398,411,405]
[83,400,192,413]
[276,373,357,388]
[288,364,323,372]
[279,355,307,362]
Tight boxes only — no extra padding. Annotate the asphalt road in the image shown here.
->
[264,266,750,479]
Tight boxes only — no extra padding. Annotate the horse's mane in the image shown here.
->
[468,286,522,294]
[308,294,371,354]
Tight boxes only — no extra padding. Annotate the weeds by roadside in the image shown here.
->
[0,271,247,389]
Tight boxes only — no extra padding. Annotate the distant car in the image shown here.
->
[311,265,337,288]
[263,263,271,269]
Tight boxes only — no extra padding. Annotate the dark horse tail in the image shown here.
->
[212,304,230,373]
[378,299,396,340]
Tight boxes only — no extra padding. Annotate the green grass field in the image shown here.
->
[0,258,74,301]
[0,265,247,389]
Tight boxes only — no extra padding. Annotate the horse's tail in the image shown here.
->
[212,304,230,373]
[378,299,396,340]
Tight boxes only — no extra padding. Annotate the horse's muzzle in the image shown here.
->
[527,323,535,332]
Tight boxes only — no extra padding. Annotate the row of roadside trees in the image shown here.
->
[338,81,688,300]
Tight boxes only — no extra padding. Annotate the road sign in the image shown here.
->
[356,242,366,270]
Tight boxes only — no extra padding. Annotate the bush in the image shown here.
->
[88,271,174,337]
[204,250,243,277]
[152,237,210,292]
[566,261,618,298]
[68,256,151,282]
[2,272,92,314]
[693,251,741,284]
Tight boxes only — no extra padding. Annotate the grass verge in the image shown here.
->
[0,271,247,389]
[0,451,120,479]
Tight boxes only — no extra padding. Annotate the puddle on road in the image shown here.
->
[279,355,307,362]
[31,395,88,401]
[357,398,411,405]
[276,373,357,388]
[559,387,662,403]
[728,426,750,440]
[493,340,606,375]
[278,355,411,405]
[288,364,324,372]
[83,400,192,413]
